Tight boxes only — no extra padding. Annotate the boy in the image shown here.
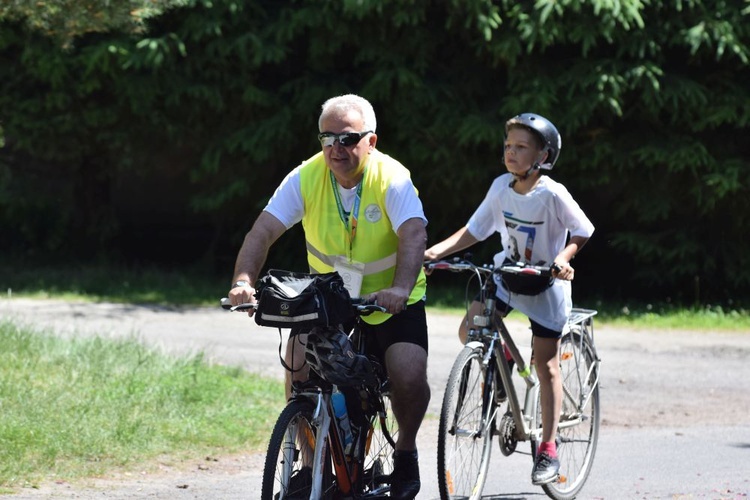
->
[424,113,594,485]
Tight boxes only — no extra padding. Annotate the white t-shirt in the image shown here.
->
[466,173,595,331]
[264,156,427,233]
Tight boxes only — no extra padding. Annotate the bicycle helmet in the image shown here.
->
[505,113,561,168]
[305,327,377,388]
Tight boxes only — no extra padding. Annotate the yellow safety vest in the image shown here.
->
[299,151,426,325]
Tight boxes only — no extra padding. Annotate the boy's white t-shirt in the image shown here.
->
[466,173,595,331]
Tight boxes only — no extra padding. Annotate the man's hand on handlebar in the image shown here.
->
[366,286,410,315]
[228,284,257,317]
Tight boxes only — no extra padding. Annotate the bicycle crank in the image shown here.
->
[498,412,517,456]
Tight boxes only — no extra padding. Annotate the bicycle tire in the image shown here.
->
[438,344,494,500]
[362,388,398,495]
[261,399,334,500]
[534,328,600,500]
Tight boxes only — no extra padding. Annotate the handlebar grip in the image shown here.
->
[220,297,257,311]
[497,263,557,278]
[351,297,387,314]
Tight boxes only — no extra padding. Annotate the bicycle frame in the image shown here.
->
[430,257,601,500]
[222,285,396,499]
[467,292,600,447]
[281,329,396,498]
[287,381,360,498]
[468,316,542,444]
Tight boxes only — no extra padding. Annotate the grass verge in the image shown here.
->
[0,320,285,489]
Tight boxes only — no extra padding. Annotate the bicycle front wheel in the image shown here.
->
[261,399,333,500]
[362,388,398,495]
[437,345,494,500]
[537,327,601,500]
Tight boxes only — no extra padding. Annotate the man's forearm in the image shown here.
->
[393,219,428,292]
[232,212,287,285]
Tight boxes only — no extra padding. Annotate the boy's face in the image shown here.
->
[503,127,547,176]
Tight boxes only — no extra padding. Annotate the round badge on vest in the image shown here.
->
[365,204,382,223]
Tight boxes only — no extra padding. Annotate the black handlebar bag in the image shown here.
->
[254,270,354,329]
[498,259,554,296]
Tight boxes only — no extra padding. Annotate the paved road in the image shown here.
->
[2,298,750,499]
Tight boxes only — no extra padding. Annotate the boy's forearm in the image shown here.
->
[425,227,479,260]
[557,236,589,264]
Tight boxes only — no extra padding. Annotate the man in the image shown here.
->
[228,94,429,499]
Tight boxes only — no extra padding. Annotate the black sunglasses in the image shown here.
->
[318,131,373,148]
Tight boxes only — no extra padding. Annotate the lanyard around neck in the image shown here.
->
[329,167,365,260]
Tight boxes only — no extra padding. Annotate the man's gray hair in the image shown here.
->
[319,94,377,133]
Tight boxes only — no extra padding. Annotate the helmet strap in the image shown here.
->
[512,162,541,181]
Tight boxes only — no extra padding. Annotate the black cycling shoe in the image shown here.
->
[390,450,421,499]
[531,452,560,485]
[276,466,312,499]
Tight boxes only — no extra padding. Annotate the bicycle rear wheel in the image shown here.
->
[535,327,600,500]
[438,345,494,500]
[261,399,334,500]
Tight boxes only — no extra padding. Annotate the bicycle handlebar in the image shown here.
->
[219,297,387,314]
[424,257,559,278]
[220,297,256,311]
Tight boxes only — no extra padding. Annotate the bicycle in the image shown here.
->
[425,257,601,500]
[221,282,398,499]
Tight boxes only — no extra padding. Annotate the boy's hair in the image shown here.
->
[506,120,545,150]
[504,113,562,167]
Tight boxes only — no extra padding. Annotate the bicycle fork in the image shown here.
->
[307,392,356,498]
[309,392,334,499]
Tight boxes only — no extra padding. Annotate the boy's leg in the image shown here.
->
[458,300,483,343]
[531,333,562,485]
[533,335,562,442]
[458,299,512,344]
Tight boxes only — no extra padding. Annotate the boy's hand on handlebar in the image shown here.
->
[552,261,574,281]
[228,284,257,317]
[423,259,436,275]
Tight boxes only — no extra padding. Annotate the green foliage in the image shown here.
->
[1,0,749,302]
[0,0,189,47]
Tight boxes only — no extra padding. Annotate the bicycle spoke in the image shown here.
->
[438,346,494,499]
[539,329,600,500]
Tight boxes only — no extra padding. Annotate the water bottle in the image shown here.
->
[331,390,353,453]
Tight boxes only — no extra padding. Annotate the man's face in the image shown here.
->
[319,109,376,187]
[503,127,547,176]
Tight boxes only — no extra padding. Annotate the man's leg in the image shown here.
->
[385,342,430,450]
[284,332,310,400]
[385,341,429,499]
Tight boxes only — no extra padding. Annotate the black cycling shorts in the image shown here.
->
[358,299,429,359]
[489,296,562,340]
